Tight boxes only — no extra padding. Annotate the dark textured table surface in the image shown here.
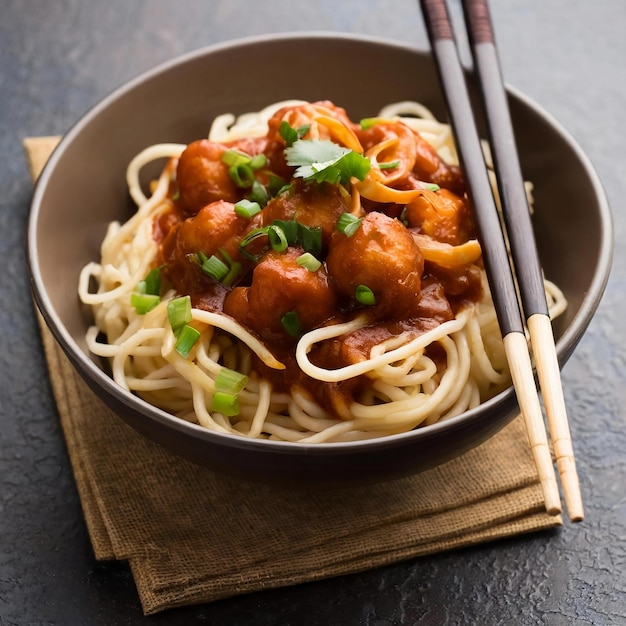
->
[2,1,625,624]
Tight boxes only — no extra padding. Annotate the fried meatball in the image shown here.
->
[176,140,239,215]
[224,248,337,341]
[160,200,250,294]
[326,211,424,319]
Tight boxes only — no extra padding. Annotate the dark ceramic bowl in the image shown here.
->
[27,33,612,484]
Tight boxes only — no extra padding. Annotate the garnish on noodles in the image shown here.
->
[78,100,566,443]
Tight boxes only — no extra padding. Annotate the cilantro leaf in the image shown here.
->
[334,150,372,183]
[279,121,311,147]
[279,121,299,147]
[285,139,370,185]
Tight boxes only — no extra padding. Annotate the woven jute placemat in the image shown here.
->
[25,137,561,615]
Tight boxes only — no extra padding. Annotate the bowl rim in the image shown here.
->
[26,31,614,455]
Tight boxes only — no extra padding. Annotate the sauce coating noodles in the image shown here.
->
[79,101,566,443]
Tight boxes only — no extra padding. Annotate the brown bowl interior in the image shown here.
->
[27,33,612,484]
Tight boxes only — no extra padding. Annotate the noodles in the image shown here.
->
[79,100,567,443]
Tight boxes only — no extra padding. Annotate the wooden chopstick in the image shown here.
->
[460,0,583,521]
[419,0,562,517]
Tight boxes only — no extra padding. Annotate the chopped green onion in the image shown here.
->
[355,285,376,306]
[272,220,322,255]
[222,262,242,287]
[276,182,293,196]
[222,149,251,167]
[217,247,234,266]
[298,224,322,256]
[239,226,269,246]
[271,220,322,255]
[197,249,241,285]
[174,324,201,358]
[249,180,270,207]
[130,292,160,315]
[200,254,229,281]
[238,219,323,262]
[379,160,400,170]
[268,174,287,196]
[296,252,321,272]
[238,226,270,261]
[272,219,299,244]
[141,267,162,295]
[131,267,162,314]
[423,182,441,191]
[281,311,302,338]
[360,117,378,130]
[167,296,192,332]
[223,150,265,177]
[336,213,363,237]
[215,367,249,394]
[229,163,255,188]
[249,154,267,170]
[210,367,248,416]
[210,391,240,416]
[234,198,262,219]
[268,224,288,252]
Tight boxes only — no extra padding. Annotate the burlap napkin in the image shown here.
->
[25,137,562,615]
